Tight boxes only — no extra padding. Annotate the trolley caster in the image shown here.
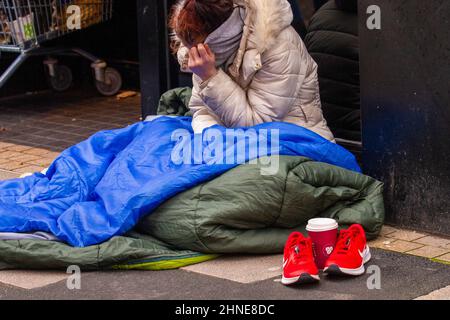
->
[45,63,73,92]
[94,67,122,96]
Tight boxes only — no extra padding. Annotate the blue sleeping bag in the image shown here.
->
[0,117,360,247]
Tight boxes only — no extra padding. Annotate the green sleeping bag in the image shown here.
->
[0,156,384,271]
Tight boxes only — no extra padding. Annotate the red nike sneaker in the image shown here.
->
[282,232,320,285]
[323,224,371,276]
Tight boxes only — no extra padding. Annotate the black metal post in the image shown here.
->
[137,0,170,119]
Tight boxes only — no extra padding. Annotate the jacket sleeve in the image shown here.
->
[197,48,305,127]
[189,86,223,133]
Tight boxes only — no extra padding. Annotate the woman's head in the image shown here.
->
[169,0,234,49]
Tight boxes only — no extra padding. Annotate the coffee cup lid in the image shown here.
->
[306,218,338,232]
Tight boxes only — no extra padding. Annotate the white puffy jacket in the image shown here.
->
[177,0,335,142]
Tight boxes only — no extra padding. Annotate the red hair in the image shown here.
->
[169,0,234,51]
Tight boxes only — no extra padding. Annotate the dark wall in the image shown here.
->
[0,0,139,98]
[359,0,450,235]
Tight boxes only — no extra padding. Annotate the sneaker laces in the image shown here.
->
[335,228,360,255]
[286,233,301,249]
[287,236,312,263]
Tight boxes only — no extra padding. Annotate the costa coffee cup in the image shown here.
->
[306,218,339,270]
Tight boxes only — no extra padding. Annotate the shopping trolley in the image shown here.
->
[0,0,122,96]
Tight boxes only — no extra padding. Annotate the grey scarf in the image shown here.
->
[204,6,245,68]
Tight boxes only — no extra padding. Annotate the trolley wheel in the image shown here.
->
[95,67,122,96]
[48,65,73,92]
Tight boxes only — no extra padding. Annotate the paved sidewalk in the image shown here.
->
[0,90,141,174]
[369,226,450,263]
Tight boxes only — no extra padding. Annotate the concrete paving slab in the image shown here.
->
[368,236,395,249]
[0,270,68,289]
[379,225,398,236]
[383,239,423,253]
[0,169,19,180]
[182,254,282,284]
[406,246,449,259]
[434,253,450,263]
[388,230,427,242]
[414,235,450,248]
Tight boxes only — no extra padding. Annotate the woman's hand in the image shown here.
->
[188,44,218,82]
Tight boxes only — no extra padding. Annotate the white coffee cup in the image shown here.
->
[306,218,339,269]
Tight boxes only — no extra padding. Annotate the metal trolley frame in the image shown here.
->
[0,0,122,95]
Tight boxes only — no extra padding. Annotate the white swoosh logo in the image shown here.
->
[283,259,288,268]
[358,248,365,258]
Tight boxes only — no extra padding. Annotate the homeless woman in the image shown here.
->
[169,0,335,142]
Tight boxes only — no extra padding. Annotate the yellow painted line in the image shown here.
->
[113,254,220,271]
[431,258,450,266]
